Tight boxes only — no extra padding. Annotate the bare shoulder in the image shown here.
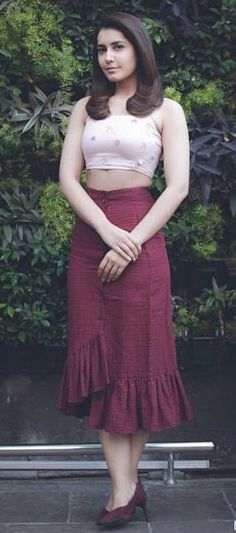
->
[153,97,185,133]
[161,97,186,123]
[71,95,91,124]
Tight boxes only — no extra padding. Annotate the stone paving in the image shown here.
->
[0,475,236,532]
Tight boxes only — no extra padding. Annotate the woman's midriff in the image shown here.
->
[86,168,152,191]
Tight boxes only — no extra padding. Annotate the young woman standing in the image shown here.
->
[58,11,194,527]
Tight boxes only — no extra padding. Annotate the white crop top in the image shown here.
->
[81,114,162,179]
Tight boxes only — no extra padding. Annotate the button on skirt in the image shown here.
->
[57,185,194,433]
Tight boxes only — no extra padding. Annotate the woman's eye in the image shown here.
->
[97,45,124,54]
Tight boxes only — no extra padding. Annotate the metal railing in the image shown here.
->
[0,441,214,484]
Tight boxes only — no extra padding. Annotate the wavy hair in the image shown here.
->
[86,12,164,119]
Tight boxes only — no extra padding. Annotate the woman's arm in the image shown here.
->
[59,96,107,228]
[97,99,190,283]
[59,97,141,261]
[131,99,190,244]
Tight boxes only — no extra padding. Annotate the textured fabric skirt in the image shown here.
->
[57,185,194,433]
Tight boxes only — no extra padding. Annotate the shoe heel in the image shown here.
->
[139,500,149,522]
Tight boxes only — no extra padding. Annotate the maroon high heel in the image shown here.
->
[96,506,109,523]
[96,479,149,527]
[136,476,149,521]
[96,482,140,524]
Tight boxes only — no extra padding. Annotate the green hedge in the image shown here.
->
[0,185,69,347]
[0,0,235,347]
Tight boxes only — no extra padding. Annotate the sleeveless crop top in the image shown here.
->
[81,114,162,179]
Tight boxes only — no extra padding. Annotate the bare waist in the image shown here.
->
[85,168,152,191]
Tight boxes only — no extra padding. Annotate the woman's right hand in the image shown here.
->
[97,220,142,261]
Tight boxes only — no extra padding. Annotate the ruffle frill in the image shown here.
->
[57,332,194,432]
[57,332,110,418]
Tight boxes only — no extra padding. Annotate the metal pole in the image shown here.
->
[0,442,214,456]
[164,452,176,485]
[0,442,215,482]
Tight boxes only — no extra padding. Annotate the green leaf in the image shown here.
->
[41,319,50,327]
[6,305,15,318]
[17,331,27,342]
[17,224,24,240]
[3,225,12,242]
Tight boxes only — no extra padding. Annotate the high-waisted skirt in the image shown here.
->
[57,185,194,433]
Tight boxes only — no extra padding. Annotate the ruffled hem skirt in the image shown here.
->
[57,185,194,433]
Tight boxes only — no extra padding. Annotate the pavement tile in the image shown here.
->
[0,492,68,524]
[223,488,236,516]
[0,479,84,493]
[69,489,145,523]
[1,477,236,533]
[145,484,233,521]
[1,520,235,532]
[0,524,149,532]
[150,520,235,532]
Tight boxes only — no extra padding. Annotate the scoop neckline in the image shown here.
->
[108,114,151,118]
[87,113,155,119]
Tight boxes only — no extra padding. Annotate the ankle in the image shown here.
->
[111,480,136,504]
[131,472,139,484]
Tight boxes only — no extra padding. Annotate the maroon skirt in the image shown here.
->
[57,185,194,433]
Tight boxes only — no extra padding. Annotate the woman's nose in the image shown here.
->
[105,49,114,62]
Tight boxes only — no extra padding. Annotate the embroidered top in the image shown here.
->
[81,114,162,179]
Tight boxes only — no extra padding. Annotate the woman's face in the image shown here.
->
[97,28,137,83]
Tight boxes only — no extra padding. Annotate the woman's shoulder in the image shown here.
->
[152,97,186,133]
[156,97,184,116]
[163,97,185,114]
[71,96,91,124]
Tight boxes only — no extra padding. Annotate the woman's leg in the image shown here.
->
[98,429,150,510]
[98,429,136,511]
[130,430,150,481]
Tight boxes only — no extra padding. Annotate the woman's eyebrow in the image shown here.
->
[97,40,125,48]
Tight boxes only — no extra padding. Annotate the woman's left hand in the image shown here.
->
[97,249,133,282]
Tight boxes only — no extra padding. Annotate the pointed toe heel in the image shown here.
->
[96,507,109,525]
[138,499,149,522]
[96,479,149,527]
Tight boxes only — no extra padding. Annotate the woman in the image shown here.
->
[58,11,194,527]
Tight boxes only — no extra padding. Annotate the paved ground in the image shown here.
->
[0,475,236,532]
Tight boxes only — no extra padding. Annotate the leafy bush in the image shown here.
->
[165,202,224,262]
[0,0,82,98]
[184,203,224,259]
[39,181,75,247]
[0,122,29,181]
[172,296,199,338]
[11,87,73,139]
[189,107,236,206]
[194,276,236,336]
[0,0,235,349]
[0,122,22,156]
[184,81,225,119]
[34,128,63,160]
[0,186,69,347]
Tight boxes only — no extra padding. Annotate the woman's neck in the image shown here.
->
[114,74,137,98]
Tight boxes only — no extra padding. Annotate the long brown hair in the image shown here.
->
[86,12,164,120]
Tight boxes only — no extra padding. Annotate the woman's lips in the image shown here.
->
[106,67,120,72]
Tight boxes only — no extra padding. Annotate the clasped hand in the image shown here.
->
[97,221,142,282]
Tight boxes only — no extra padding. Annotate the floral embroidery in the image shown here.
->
[139,142,147,150]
